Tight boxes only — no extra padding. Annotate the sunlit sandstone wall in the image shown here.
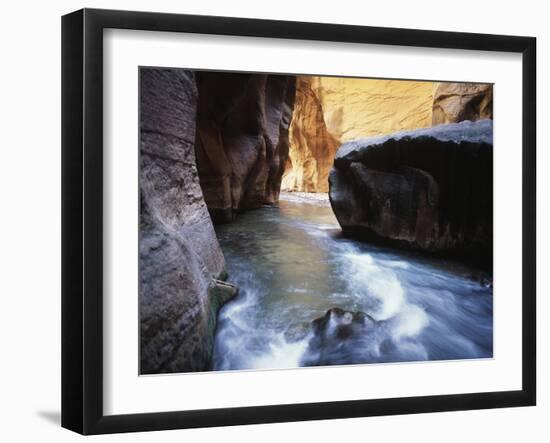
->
[313,77,436,140]
[282,77,436,192]
[281,77,340,193]
[432,83,493,125]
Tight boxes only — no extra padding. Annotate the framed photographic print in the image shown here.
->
[61,8,536,435]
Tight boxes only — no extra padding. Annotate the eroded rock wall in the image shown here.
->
[140,68,236,374]
[284,77,435,192]
[281,77,339,192]
[329,120,493,267]
[311,77,436,141]
[432,82,493,125]
[194,73,296,222]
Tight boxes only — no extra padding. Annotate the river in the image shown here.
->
[212,192,493,371]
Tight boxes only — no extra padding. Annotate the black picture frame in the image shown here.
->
[61,8,537,435]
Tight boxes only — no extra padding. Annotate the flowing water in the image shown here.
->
[212,192,493,371]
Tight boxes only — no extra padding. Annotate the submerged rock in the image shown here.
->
[329,120,493,268]
[139,68,236,374]
[194,72,296,222]
[311,307,376,341]
[300,308,380,366]
[284,322,312,343]
[300,307,433,366]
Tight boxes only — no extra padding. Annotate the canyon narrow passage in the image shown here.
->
[139,68,494,374]
[211,192,493,370]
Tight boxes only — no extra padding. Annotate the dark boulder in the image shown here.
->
[329,120,493,268]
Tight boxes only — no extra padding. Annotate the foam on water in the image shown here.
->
[248,333,312,369]
[392,304,430,340]
[344,252,407,320]
[212,195,492,371]
[342,251,430,353]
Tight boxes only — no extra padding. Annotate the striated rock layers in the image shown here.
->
[140,68,237,374]
[329,120,493,267]
[432,82,493,125]
[194,72,296,222]
[283,77,436,192]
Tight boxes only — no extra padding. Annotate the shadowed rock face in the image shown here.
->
[329,120,493,268]
[140,68,237,374]
[432,83,493,125]
[194,72,296,222]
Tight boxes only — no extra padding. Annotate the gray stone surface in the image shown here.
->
[139,68,236,374]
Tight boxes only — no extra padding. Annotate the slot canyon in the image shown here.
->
[139,68,493,373]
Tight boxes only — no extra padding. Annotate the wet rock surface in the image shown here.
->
[300,308,381,366]
[329,120,493,268]
[311,307,377,341]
